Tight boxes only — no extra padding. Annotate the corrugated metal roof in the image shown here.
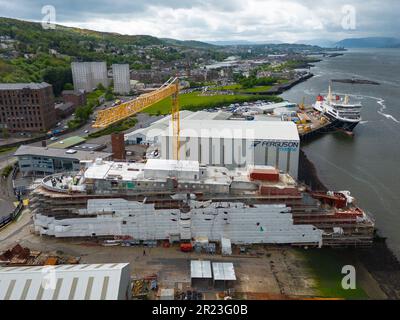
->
[0,263,129,300]
[191,260,212,279]
[212,262,236,281]
[125,110,231,142]
[0,82,51,90]
[145,159,199,172]
[14,145,112,161]
[164,120,299,141]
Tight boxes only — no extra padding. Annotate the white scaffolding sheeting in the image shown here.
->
[212,263,236,281]
[191,260,212,279]
[221,238,232,255]
[33,199,323,245]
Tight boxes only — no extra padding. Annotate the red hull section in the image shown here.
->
[311,192,347,209]
[249,169,280,182]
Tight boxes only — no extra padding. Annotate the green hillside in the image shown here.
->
[0,17,224,96]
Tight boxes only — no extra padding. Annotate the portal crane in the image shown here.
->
[92,77,181,160]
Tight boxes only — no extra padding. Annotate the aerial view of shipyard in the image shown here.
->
[0,0,399,308]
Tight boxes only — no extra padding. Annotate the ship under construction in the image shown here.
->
[30,158,375,248]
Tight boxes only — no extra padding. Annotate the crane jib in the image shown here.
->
[92,77,181,160]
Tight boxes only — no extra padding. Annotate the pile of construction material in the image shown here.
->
[174,289,203,300]
[132,274,158,299]
[0,244,80,266]
[0,244,42,265]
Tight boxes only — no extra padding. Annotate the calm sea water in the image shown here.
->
[281,48,400,258]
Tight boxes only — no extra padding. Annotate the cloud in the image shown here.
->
[1,0,399,42]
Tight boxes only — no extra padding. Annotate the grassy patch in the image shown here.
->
[67,119,83,130]
[88,117,138,139]
[0,146,17,155]
[240,85,272,93]
[1,164,13,178]
[215,84,242,90]
[87,89,105,103]
[212,83,273,93]
[143,92,282,115]
[298,248,368,299]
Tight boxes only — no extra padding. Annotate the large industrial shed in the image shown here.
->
[0,263,131,300]
[160,120,300,178]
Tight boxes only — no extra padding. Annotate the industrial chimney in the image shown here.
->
[111,133,126,161]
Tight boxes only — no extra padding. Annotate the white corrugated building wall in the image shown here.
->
[161,120,300,179]
[0,263,131,300]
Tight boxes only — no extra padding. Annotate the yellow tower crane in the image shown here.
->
[92,77,181,160]
[299,96,305,110]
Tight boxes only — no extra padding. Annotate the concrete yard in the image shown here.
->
[0,211,389,300]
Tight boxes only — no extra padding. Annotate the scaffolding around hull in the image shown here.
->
[29,162,375,248]
[33,198,324,247]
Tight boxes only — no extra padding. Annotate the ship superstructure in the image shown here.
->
[313,85,362,132]
[30,159,374,247]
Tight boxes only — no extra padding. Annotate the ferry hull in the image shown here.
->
[316,112,360,133]
[327,117,359,132]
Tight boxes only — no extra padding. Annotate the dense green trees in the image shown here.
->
[0,53,72,95]
[105,86,115,101]
[234,73,278,89]
[42,66,72,96]
[63,83,74,90]
[0,17,254,98]
[68,88,105,128]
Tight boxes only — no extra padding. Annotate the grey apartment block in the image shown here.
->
[112,64,130,94]
[71,62,108,92]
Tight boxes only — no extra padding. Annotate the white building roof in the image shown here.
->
[125,111,193,141]
[84,161,145,180]
[251,101,297,111]
[221,238,232,249]
[164,120,299,141]
[145,159,199,173]
[191,260,212,279]
[0,263,130,300]
[83,159,200,181]
[212,262,236,281]
[125,110,231,142]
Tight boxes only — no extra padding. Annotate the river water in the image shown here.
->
[281,48,400,258]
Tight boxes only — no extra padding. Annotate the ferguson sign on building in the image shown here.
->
[160,120,300,179]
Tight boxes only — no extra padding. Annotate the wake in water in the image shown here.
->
[376,98,400,124]
[332,92,400,124]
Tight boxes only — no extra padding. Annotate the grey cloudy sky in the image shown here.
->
[1,0,399,42]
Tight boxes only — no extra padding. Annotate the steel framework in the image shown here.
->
[92,77,180,159]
